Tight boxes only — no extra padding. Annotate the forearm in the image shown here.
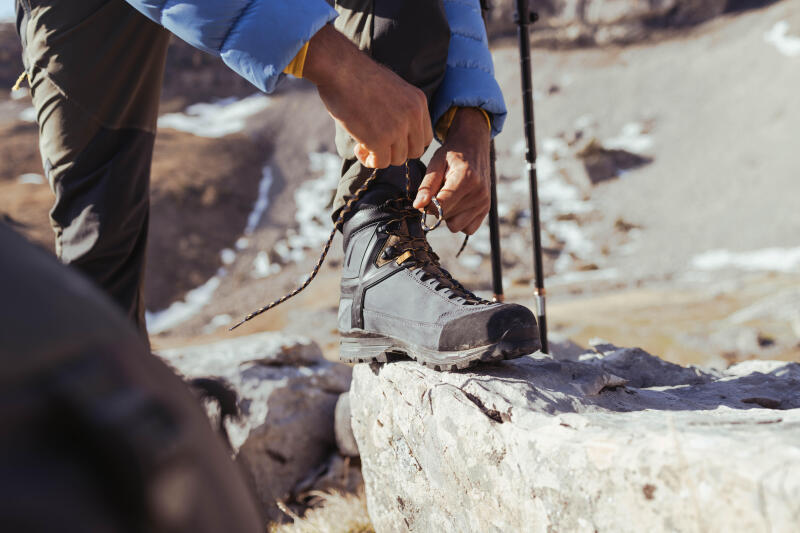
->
[303,24,369,88]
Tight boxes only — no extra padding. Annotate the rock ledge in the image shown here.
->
[350,345,800,533]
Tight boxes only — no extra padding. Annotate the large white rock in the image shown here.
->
[159,332,352,521]
[350,345,800,533]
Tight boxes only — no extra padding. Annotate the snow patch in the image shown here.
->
[691,247,800,273]
[0,2,12,22]
[18,173,44,185]
[272,152,340,264]
[252,250,281,278]
[157,94,271,138]
[11,88,28,101]
[244,166,274,236]
[549,268,619,286]
[220,248,236,265]
[145,164,274,333]
[458,254,483,270]
[19,107,36,122]
[498,136,594,273]
[146,273,223,334]
[203,313,233,334]
[764,21,800,58]
[604,122,654,154]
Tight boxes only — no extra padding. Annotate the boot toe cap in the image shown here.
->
[438,303,539,352]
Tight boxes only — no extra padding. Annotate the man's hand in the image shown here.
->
[413,108,491,235]
[303,25,433,169]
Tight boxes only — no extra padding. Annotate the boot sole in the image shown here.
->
[339,329,541,372]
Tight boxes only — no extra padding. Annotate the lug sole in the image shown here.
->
[339,331,541,372]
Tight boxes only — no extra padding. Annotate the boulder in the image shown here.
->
[158,332,352,522]
[335,392,360,458]
[350,345,800,532]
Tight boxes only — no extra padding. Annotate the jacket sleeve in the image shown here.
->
[124,0,338,93]
[432,0,507,139]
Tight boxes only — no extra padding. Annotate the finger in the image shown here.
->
[414,150,446,209]
[390,136,408,167]
[354,143,370,165]
[435,179,469,219]
[407,121,425,160]
[365,146,392,169]
[417,107,432,158]
[421,108,434,149]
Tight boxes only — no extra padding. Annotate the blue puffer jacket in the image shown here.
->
[125,0,506,136]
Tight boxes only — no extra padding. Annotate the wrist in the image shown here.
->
[303,24,357,88]
[448,108,490,143]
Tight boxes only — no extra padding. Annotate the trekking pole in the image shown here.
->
[515,0,548,353]
[480,0,505,304]
[488,141,504,302]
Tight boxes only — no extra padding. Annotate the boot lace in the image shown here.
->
[231,162,484,330]
[376,197,489,305]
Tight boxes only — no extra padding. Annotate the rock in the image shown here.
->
[350,348,800,532]
[580,344,712,388]
[335,392,360,458]
[158,332,352,522]
[577,139,653,184]
[484,0,730,45]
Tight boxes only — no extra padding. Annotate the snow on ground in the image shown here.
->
[691,247,800,273]
[157,94,271,137]
[147,164,274,333]
[17,173,44,185]
[0,1,11,22]
[548,268,620,286]
[146,273,223,334]
[19,107,36,122]
[202,313,233,334]
[252,250,281,278]
[604,122,654,154]
[496,136,594,273]
[764,21,800,57]
[272,152,340,264]
[488,118,656,275]
[244,166,274,236]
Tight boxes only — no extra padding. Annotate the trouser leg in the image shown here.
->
[330,0,451,219]
[17,0,170,336]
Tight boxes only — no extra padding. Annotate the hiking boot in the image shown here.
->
[337,180,541,371]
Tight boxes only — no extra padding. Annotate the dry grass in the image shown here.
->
[270,489,374,533]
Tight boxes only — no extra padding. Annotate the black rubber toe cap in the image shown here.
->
[437,303,539,352]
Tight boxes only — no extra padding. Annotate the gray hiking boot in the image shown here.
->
[338,181,541,371]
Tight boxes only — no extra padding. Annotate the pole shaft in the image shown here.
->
[488,140,504,302]
[516,0,548,353]
[481,0,504,303]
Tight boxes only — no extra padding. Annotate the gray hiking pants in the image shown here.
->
[16,0,450,333]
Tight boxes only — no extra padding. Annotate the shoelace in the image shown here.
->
[375,198,488,304]
[231,162,480,330]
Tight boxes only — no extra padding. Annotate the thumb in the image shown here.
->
[414,149,446,210]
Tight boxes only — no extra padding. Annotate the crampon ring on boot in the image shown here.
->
[421,197,443,233]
